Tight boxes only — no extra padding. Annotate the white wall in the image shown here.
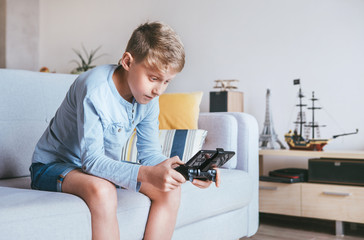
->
[39,0,364,154]
[0,0,5,68]
[1,0,39,70]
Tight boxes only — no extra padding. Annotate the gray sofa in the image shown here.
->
[0,69,259,240]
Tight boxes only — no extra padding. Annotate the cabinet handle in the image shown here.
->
[259,186,278,191]
[322,191,351,197]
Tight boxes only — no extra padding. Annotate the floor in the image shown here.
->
[241,214,364,240]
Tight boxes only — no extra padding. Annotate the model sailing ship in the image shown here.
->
[284,79,358,151]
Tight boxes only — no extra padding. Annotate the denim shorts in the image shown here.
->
[30,162,80,192]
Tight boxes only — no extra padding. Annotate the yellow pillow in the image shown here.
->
[159,92,203,129]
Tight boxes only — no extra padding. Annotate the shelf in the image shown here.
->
[259,149,364,160]
[259,149,364,236]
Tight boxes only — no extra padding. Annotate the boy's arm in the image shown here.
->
[135,97,167,166]
[137,156,186,192]
[135,98,189,191]
[77,97,142,191]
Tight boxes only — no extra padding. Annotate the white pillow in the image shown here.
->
[121,129,208,163]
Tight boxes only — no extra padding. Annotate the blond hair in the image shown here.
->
[121,22,185,73]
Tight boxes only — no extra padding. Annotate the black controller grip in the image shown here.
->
[174,165,189,180]
[175,166,217,182]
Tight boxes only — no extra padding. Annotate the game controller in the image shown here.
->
[174,148,235,182]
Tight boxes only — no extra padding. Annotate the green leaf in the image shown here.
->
[70,59,81,68]
[71,44,105,72]
[81,43,90,63]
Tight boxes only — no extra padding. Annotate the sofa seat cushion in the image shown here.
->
[0,186,92,239]
[0,176,31,189]
[0,186,151,240]
[0,170,252,239]
[176,169,253,228]
[115,189,151,240]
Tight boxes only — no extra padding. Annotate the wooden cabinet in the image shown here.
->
[302,183,364,223]
[259,181,301,216]
[259,149,364,235]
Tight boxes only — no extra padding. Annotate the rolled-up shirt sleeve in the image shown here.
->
[78,97,141,191]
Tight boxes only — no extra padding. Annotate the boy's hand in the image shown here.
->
[139,156,186,192]
[191,168,220,189]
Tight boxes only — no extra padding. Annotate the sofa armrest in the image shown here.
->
[198,112,259,236]
[223,112,259,173]
[198,112,259,172]
[198,113,238,168]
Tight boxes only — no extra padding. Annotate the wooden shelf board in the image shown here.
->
[259,149,364,160]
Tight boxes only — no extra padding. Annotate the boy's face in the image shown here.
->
[123,53,177,104]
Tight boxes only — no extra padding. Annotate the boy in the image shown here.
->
[30,22,220,240]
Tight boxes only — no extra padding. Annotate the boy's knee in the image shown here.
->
[162,187,181,212]
[171,186,181,201]
[140,183,181,207]
[156,187,181,207]
[87,179,118,209]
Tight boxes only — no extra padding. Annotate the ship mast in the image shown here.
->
[306,91,326,139]
[298,87,305,137]
[293,79,306,137]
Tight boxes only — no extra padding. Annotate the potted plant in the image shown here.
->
[70,44,106,74]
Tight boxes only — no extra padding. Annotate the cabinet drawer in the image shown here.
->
[302,183,364,223]
[259,181,301,216]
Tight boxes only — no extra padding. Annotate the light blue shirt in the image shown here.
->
[32,64,167,191]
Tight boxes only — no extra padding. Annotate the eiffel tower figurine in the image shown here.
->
[259,89,286,149]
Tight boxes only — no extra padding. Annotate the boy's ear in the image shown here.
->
[120,52,134,71]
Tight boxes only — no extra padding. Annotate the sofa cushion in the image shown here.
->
[0,69,76,179]
[0,170,251,239]
[176,168,253,228]
[0,186,92,239]
[115,189,151,239]
[174,208,249,240]
[0,169,252,238]
[158,92,203,129]
[121,129,207,163]
[0,186,151,240]
[0,176,31,189]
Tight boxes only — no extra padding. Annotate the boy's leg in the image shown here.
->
[140,182,181,240]
[62,169,120,240]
